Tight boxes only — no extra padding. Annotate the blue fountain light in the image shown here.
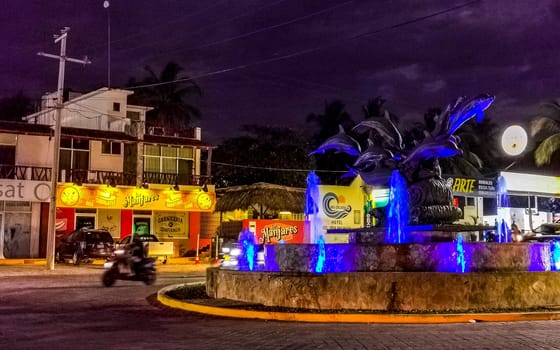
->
[306,171,322,244]
[456,235,466,273]
[238,228,257,271]
[551,241,560,271]
[386,170,410,243]
[314,235,326,273]
[495,176,510,243]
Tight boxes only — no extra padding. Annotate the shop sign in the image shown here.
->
[56,184,215,212]
[243,219,304,244]
[318,185,362,229]
[447,177,496,196]
[154,212,187,237]
[0,180,51,202]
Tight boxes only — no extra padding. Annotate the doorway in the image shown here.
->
[133,215,151,235]
[76,214,96,230]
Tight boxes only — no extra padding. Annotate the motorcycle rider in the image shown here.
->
[126,239,146,276]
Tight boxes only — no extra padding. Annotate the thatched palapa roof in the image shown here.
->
[215,182,305,217]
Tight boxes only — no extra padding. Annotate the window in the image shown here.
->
[143,145,194,176]
[113,102,120,112]
[60,138,90,171]
[466,197,475,206]
[101,141,121,155]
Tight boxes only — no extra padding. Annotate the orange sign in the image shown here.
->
[56,184,215,212]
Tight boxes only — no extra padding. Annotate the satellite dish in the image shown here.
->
[501,125,527,156]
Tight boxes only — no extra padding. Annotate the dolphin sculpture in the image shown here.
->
[309,125,361,157]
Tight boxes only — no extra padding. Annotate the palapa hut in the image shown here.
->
[215,182,306,219]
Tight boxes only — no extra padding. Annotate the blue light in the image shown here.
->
[456,235,466,273]
[315,236,326,273]
[551,241,560,271]
[238,228,257,271]
[386,170,410,243]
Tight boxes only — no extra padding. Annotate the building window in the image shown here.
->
[60,138,90,171]
[143,145,194,181]
[113,102,120,112]
[101,141,121,155]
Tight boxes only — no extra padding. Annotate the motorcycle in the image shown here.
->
[102,254,157,287]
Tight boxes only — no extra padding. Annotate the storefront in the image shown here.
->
[54,183,216,257]
[0,179,51,259]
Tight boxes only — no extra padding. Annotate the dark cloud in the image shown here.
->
[1,0,558,143]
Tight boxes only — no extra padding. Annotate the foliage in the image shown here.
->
[531,101,560,166]
[306,100,357,184]
[127,62,202,131]
[0,91,36,122]
[213,125,311,188]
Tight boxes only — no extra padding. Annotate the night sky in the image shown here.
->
[1,0,559,143]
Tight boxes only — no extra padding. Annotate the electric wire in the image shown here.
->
[127,0,482,91]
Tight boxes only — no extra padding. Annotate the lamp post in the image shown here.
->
[38,28,90,270]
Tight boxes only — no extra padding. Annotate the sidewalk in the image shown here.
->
[0,257,216,276]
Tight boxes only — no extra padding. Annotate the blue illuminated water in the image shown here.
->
[305,171,322,244]
[496,176,510,243]
[551,241,560,271]
[386,170,410,243]
[456,236,466,273]
[314,236,326,273]
[238,228,257,271]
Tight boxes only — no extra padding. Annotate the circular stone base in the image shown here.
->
[207,268,560,312]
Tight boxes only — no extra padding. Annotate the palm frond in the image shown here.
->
[534,133,560,166]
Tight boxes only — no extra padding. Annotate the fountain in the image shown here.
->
[207,94,560,313]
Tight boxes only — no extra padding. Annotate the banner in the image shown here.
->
[56,184,215,212]
[243,219,304,244]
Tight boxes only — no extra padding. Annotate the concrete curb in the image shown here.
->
[157,283,560,324]
[0,257,218,266]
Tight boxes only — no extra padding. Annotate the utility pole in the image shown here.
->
[38,27,91,270]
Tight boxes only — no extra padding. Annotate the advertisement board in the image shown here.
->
[56,184,215,212]
[243,219,304,244]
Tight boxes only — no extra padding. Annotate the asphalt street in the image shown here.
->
[1,264,560,350]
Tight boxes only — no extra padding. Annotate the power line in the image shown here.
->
[163,0,353,54]
[210,160,346,173]
[127,0,481,91]
[113,0,290,57]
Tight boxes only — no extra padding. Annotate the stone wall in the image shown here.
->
[207,267,560,312]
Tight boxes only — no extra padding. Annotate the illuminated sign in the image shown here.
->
[322,192,351,219]
[154,212,187,237]
[56,184,216,212]
[446,177,496,196]
[243,219,304,244]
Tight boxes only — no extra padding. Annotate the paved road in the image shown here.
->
[1,264,560,350]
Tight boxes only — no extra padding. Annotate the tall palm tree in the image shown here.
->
[0,91,36,122]
[306,100,356,184]
[531,101,560,166]
[127,62,202,131]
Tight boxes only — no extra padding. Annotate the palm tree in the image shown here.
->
[531,101,560,166]
[0,91,36,122]
[127,62,202,131]
[306,100,356,184]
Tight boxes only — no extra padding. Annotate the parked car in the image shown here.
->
[522,223,560,242]
[56,228,115,265]
[117,234,173,264]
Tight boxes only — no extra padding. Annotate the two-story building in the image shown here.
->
[0,87,215,259]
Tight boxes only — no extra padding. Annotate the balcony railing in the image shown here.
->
[0,165,52,181]
[0,165,211,187]
[143,172,211,186]
[60,169,137,186]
